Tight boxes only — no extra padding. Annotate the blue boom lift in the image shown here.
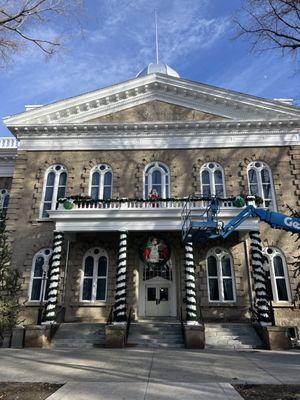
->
[182,197,300,243]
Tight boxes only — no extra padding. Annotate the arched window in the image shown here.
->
[144,162,170,199]
[90,164,113,200]
[247,161,276,209]
[80,247,108,302]
[41,164,68,218]
[200,163,225,197]
[29,248,53,301]
[0,189,9,218]
[206,248,235,302]
[263,247,291,303]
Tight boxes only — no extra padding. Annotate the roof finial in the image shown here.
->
[155,9,159,64]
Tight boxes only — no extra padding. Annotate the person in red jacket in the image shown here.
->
[149,188,160,207]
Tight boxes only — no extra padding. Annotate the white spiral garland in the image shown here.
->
[114,231,127,323]
[185,242,198,324]
[249,230,271,325]
[44,231,64,323]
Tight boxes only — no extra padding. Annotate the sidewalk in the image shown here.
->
[0,347,299,399]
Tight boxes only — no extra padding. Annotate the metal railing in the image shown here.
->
[126,308,132,341]
[106,306,114,325]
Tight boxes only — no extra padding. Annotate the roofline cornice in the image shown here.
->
[4,74,300,126]
[8,118,300,136]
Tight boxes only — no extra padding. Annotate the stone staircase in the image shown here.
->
[51,323,106,349]
[205,323,263,350]
[128,318,184,348]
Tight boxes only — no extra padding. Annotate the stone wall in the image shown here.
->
[4,146,300,326]
[87,100,228,123]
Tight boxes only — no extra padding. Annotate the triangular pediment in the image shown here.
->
[86,100,227,123]
[4,73,300,129]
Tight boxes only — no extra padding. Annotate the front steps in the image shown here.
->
[128,318,184,348]
[205,323,263,350]
[51,323,106,348]
[50,321,262,350]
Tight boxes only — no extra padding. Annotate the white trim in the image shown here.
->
[40,164,68,218]
[0,163,16,177]
[28,248,53,302]
[138,259,176,318]
[89,164,113,200]
[4,74,300,127]
[0,189,9,213]
[16,127,300,151]
[263,247,292,304]
[206,247,236,303]
[247,161,277,211]
[80,247,108,303]
[48,207,260,232]
[200,162,226,197]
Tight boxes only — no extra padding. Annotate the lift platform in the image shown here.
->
[181,197,221,243]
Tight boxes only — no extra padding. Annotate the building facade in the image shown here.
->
[2,64,300,331]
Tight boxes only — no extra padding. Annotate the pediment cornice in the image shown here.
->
[4,74,300,129]
[11,118,300,136]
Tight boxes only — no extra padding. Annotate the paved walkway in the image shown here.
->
[0,347,299,399]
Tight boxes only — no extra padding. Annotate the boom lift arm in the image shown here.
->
[219,205,300,238]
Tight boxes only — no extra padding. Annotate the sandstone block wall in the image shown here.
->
[4,146,299,326]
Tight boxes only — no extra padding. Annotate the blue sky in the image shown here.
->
[1,0,299,136]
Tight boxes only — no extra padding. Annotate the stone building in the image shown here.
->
[1,63,300,346]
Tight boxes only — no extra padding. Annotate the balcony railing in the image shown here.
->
[57,197,237,211]
[51,196,261,232]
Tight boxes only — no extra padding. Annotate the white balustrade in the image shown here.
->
[58,198,237,211]
[0,137,19,149]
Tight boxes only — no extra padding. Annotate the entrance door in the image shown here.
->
[145,285,170,317]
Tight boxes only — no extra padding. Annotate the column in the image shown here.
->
[249,230,272,325]
[184,242,198,325]
[44,231,64,324]
[113,231,127,323]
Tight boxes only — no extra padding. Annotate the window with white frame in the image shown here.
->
[247,161,276,209]
[29,248,53,301]
[144,162,170,199]
[90,164,113,200]
[81,247,108,302]
[200,163,225,197]
[41,165,67,218]
[0,189,9,218]
[263,247,291,303]
[206,248,235,302]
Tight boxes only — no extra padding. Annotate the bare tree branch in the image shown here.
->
[0,0,83,67]
[233,0,300,58]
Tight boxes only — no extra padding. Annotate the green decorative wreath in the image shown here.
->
[63,200,74,210]
[233,196,246,208]
[139,236,171,268]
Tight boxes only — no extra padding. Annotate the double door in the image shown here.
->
[145,284,170,317]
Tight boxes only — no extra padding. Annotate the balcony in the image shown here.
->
[48,197,259,233]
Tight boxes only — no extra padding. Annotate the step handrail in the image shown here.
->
[126,307,132,341]
[106,306,114,325]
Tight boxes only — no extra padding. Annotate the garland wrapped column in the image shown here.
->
[184,242,198,324]
[249,230,271,325]
[44,231,64,324]
[114,231,127,323]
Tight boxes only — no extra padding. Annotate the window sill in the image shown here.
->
[34,218,53,223]
[70,302,107,307]
[271,302,293,308]
[25,302,45,307]
[207,302,236,306]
